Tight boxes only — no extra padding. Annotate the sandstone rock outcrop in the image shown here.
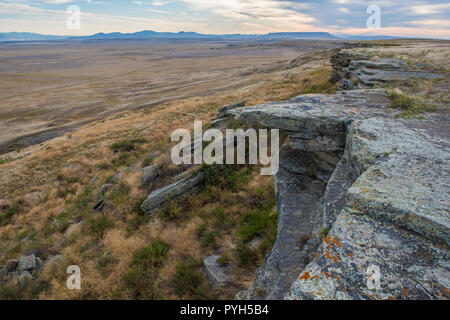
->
[232,48,449,300]
[286,117,449,300]
[331,49,444,90]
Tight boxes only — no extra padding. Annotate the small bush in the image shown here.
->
[211,207,233,230]
[0,157,12,165]
[110,138,147,152]
[131,197,146,215]
[0,278,48,300]
[216,252,230,265]
[122,267,160,300]
[132,240,170,269]
[142,156,155,167]
[110,182,131,206]
[199,231,219,249]
[203,165,251,192]
[71,185,95,218]
[87,214,115,237]
[196,223,207,239]
[97,162,110,170]
[196,223,220,249]
[386,88,437,118]
[238,210,277,243]
[211,207,225,219]
[121,239,168,299]
[235,244,258,268]
[171,261,211,299]
[56,186,77,199]
[248,188,275,209]
[126,215,150,234]
[113,153,132,168]
[0,202,20,226]
[159,200,183,221]
[300,68,337,94]
[258,238,276,257]
[56,172,80,184]
[96,251,118,274]
[0,284,21,300]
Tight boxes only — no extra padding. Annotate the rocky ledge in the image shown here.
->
[231,49,449,299]
[331,49,444,90]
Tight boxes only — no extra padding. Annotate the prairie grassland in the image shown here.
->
[0,44,336,299]
[0,40,339,153]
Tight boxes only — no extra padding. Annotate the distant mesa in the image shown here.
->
[0,30,404,42]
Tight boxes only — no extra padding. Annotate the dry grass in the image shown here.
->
[0,47,336,300]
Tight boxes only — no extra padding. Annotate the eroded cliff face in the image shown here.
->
[233,49,449,300]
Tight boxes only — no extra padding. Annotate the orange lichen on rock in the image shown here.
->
[299,271,311,281]
[325,251,333,259]
[401,288,408,298]
[324,236,331,245]
[323,271,330,279]
[440,285,450,295]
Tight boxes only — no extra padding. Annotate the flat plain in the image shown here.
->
[0,39,340,153]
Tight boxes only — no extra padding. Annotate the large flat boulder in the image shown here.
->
[203,255,233,288]
[286,209,449,300]
[286,117,450,300]
[225,89,395,152]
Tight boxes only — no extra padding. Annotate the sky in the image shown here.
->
[0,0,449,38]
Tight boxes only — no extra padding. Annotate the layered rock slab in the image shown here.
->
[225,89,395,152]
[286,209,449,300]
[331,49,445,90]
[287,117,450,300]
[141,168,205,214]
[203,255,233,288]
[232,89,395,299]
[226,86,449,300]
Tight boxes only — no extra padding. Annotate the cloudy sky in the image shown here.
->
[0,0,449,38]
